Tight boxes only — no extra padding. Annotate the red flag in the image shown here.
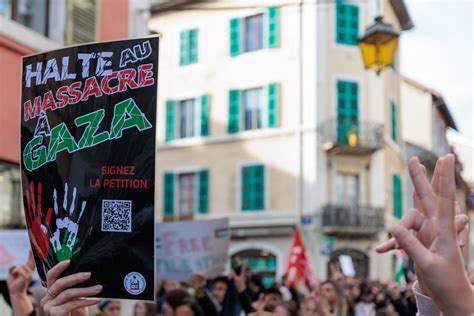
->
[285,228,319,288]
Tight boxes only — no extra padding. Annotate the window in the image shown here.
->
[178,99,196,138]
[391,100,397,142]
[165,95,210,141]
[228,84,279,133]
[243,87,264,130]
[67,0,97,45]
[336,173,359,206]
[178,173,197,218]
[163,170,209,220]
[230,7,280,56]
[392,173,402,219]
[337,80,359,144]
[336,1,359,46]
[244,14,264,52]
[180,28,198,66]
[241,164,265,211]
[1,0,49,35]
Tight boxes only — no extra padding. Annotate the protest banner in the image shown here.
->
[0,230,39,280]
[156,218,230,281]
[20,37,158,300]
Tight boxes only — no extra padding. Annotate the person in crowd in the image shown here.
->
[7,252,36,316]
[320,281,347,316]
[133,301,156,316]
[157,280,181,314]
[163,288,204,316]
[97,300,120,316]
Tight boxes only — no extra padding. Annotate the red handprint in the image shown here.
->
[25,181,53,262]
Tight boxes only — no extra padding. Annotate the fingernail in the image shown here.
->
[82,272,91,279]
[93,285,103,292]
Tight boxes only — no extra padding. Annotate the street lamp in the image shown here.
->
[359,16,399,75]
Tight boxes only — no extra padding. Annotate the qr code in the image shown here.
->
[102,200,132,232]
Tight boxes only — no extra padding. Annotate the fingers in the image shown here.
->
[50,285,102,306]
[437,154,456,235]
[26,251,36,271]
[431,157,444,195]
[456,214,469,247]
[45,272,92,301]
[241,261,248,276]
[391,225,430,269]
[408,157,436,218]
[376,209,425,253]
[46,260,71,288]
[45,207,53,227]
[45,298,101,315]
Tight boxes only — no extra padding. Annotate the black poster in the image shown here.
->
[20,37,158,300]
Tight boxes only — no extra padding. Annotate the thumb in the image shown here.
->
[391,225,430,269]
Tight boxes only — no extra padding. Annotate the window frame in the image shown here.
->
[3,0,50,36]
[243,13,264,53]
[175,97,201,139]
[240,86,268,131]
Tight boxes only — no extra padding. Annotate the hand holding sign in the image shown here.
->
[25,182,53,262]
[40,260,102,316]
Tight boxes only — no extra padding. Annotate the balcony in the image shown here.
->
[321,204,385,237]
[318,119,384,155]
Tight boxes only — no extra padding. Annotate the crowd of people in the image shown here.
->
[1,155,473,316]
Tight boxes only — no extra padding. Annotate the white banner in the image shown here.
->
[0,230,38,280]
[156,218,230,281]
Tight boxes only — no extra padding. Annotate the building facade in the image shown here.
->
[150,0,413,283]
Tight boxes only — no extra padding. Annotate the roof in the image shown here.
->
[402,76,458,131]
[389,0,415,30]
[151,0,415,31]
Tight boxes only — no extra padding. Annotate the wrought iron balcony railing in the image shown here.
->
[322,204,385,236]
[318,119,384,155]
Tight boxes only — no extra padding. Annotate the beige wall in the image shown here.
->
[401,80,433,150]
[156,133,299,220]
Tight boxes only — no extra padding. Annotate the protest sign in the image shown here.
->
[339,255,356,277]
[20,37,158,300]
[0,230,39,280]
[156,218,230,281]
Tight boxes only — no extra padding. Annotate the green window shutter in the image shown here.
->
[337,80,359,144]
[198,170,209,214]
[392,174,402,219]
[391,101,397,142]
[228,90,240,133]
[164,172,175,217]
[242,165,265,211]
[180,30,189,66]
[268,83,280,128]
[200,95,210,136]
[267,7,280,48]
[190,28,198,64]
[230,18,242,56]
[336,2,359,45]
[165,100,176,141]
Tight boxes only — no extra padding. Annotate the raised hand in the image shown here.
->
[7,251,36,315]
[40,260,102,316]
[25,181,53,262]
[50,183,87,262]
[384,155,474,315]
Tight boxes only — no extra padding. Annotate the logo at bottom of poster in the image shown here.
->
[123,272,146,295]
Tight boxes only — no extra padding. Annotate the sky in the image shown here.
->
[400,0,473,140]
